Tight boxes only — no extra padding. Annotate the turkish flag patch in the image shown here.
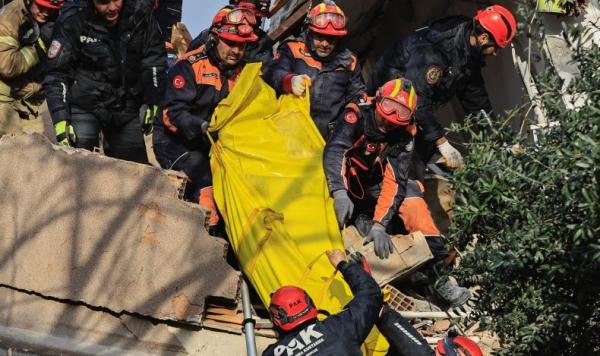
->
[173,75,186,89]
[344,111,358,124]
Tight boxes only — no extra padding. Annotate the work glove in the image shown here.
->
[54,120,77,147]
[332,189,354,228]
[348,251,372,275]
[290,74,311,96]
[18,19,40,46]
[140,104,159,135]
[437,139,463,169]
[365,222,394,259]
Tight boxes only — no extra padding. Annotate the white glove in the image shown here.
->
[291,74,311,96]
[437,140,463,169]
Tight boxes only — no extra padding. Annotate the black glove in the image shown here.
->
[332,189,354,228]
[348,251,372,275]
[365,222,394,259]
[18,19,40,46]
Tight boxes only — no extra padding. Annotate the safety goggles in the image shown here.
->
[379,98,413,121]
[311,12,345,30]
[226,8,257,26]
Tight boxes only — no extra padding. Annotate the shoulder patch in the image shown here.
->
[48,40,62,59]
[187,54,204,63]
[172,75,186,89]
[425,65,443,85]
[344,111,358,124]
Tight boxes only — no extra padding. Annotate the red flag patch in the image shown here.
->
[173,75,186,89]
[344,111,358,124]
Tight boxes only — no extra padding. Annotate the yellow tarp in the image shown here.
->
[210,63,388,354]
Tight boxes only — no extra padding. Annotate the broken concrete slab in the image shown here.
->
[0,286,275,355]
[0,133,240,323]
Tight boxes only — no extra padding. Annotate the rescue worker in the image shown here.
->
[152,6,257,231]
[369,5,517,169]
[43,0,167,164]
[263,249,382,356]
[187,0,273,64]
[0,0,63,138]
[324,78,470,306]
[263,0,366,139]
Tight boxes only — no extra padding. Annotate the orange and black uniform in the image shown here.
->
[152,46,243,219]
[324,104,414,229]
[263,38,366,139]
[325,105,448,261]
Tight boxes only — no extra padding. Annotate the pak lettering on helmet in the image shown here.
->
[47,40,62,59]
[425,65,442,85]
[173,75,186,89]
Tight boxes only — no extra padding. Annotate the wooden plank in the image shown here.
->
[268,1,310,41]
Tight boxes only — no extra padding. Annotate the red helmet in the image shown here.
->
[34,0,63,10]
[307,0,347,37]
[375,78,418,127]
[211,7,259,43]
[269,286,318,331]
[436,336,483,356]
[474,5,517,48]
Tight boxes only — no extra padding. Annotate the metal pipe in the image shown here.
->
[398,311,469,320]
[241,278,258,356]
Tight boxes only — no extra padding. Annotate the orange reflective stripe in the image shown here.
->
[162,108,178,133]
[199,186,219,226]
[398,197,440,235]
[373,162,398,223]
[192,58,222,90]
[287,42,322,70]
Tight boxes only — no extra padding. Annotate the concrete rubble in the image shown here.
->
[0,134,258,352]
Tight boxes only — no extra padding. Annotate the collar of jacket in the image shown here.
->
[426,18,482,71]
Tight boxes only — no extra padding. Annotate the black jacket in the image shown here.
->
[263,37,366,139]
[43,0,167,124]
[153,46,244,156]
[324,106,414,228]
[369,17,493,142]
[263,262,382,356]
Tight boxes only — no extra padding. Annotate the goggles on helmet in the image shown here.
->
[312,12,345,30]
[225,8,257,26]
[378,98,413,122]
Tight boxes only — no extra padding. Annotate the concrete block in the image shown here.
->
[0,134,240,323]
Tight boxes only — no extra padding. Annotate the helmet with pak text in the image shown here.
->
[269,286,318,331]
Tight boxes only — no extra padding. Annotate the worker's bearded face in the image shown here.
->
[93,0,123,25]
[30,2,57,24]
[216,38,247,67]
[310,33,339,58]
